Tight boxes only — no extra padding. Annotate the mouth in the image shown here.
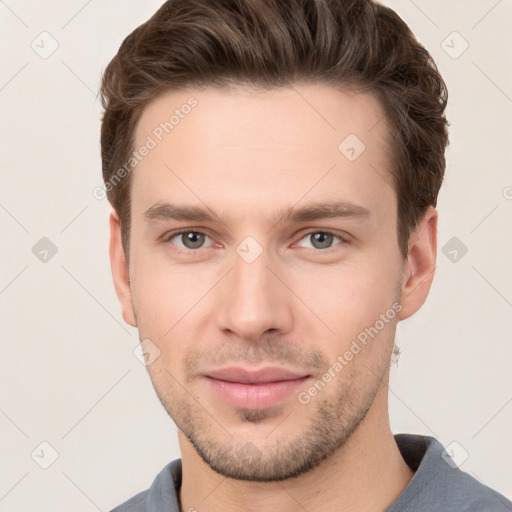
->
[204,366,311,410]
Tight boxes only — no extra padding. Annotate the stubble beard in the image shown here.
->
[147,356,387,482]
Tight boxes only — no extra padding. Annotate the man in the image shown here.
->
[100,0,512,510]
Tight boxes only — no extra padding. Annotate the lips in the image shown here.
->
[206,366,308,384]
[204,366,311,409]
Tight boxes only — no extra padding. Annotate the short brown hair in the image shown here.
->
[100,0,449,259]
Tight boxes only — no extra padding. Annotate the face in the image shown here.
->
[110,83,436,481]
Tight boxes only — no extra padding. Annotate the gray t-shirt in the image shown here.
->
[111,434,512,511]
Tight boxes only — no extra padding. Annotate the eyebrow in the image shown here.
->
[144,200,371,226]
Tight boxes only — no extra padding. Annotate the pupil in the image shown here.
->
[312,232,332,249]
[184,232,204,248]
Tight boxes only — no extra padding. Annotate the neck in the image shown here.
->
[178,378,414,512]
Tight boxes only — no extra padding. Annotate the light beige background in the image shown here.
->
[1,1,511,510]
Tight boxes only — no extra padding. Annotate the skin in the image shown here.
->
[110,83,437,512]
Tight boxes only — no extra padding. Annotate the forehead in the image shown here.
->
[135,83,389,151]
[131,83,394,224]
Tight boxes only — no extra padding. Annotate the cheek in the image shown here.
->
[291,258,399,330]
[132,276,190,338]
[289,263,400,370]
[129,229,401,362]
[130,242,204,315]
[129,257,216,372]
[129,258,175,338]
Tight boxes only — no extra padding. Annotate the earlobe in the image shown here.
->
[398,206,438,321]
[109,210,137,327]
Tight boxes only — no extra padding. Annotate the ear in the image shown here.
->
[109,210,137,327]
[398,206,438,321]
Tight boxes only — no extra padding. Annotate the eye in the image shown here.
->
[164,229,345,252]
[167,230,214,250]
[296,231,345,250]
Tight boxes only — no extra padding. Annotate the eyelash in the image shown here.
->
[163,229,347,252]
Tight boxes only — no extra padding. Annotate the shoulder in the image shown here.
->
[391,434,512,512]
[445,464,512,511]
[110,490,148,512]
[109,459,183,512]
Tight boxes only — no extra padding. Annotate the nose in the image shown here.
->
[215,246,294,342]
